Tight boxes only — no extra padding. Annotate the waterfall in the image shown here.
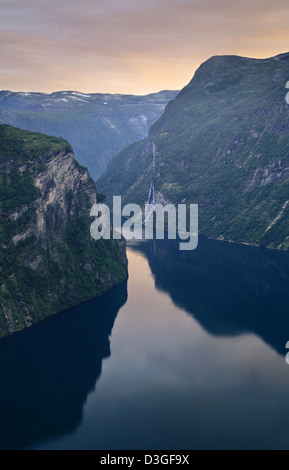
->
[145,179,156,223]
[145,141,157,223]
[147,179,156,206]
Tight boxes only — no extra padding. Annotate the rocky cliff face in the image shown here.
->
[98,53,289,250]
[0,124,127,338]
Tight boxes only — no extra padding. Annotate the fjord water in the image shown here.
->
[1,238,289,449]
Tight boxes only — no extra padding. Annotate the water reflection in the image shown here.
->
[0,281,127,450]
[2,237,289,450]
[130,238,289,355]
[36,244,289,450]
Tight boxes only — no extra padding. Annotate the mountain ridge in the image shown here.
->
[0,89,179,179]
[97,52,289,250]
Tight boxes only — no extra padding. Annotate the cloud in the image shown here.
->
[1,0,289,93]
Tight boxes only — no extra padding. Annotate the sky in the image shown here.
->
[1,0,289,95]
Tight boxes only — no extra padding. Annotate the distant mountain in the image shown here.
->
[98,53,289,250]
[0,124,127,338]
[0,90,178,179]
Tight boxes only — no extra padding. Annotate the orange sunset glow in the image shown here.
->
[1,0,289,94]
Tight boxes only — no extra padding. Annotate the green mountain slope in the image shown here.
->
[0,124,127,338]
[98,53,289,250]
[0,90,178,179]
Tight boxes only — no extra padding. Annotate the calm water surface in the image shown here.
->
[1,238,289,449]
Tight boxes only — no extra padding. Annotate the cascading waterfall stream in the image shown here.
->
[144,179,156,223]
[144,141,157,223]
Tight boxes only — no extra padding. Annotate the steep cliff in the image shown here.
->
[98,53,289,250]
[0,124,127,338]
